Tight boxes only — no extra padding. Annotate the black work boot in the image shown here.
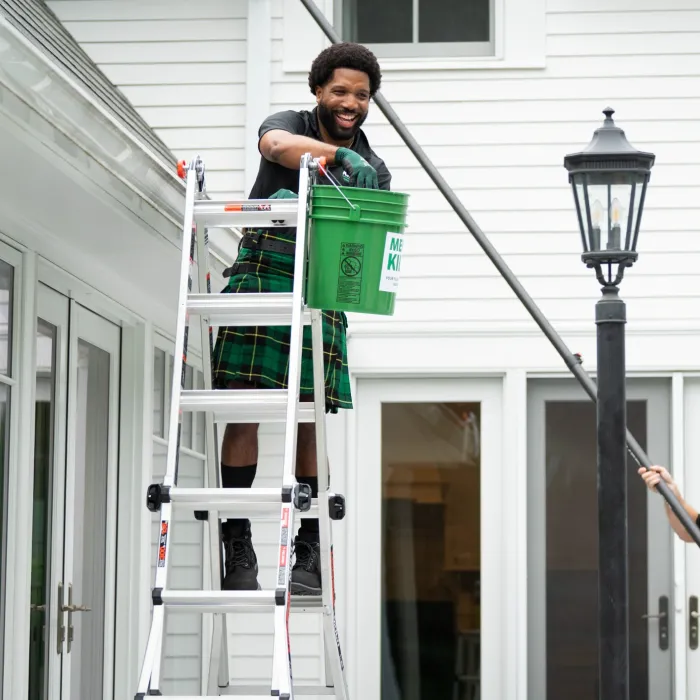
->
[222,519,260,591]
[291,533,322,596]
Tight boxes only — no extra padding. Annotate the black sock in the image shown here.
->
[222,463,257,528]
[297,476,319,539]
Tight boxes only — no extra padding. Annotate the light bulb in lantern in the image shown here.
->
[609,197,624,250]
[590,199,603,251]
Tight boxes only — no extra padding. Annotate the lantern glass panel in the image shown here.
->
[574,172,646,254]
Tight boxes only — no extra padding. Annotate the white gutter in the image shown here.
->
[0,15,186,228]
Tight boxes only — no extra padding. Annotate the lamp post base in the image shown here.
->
[596,284,630,700]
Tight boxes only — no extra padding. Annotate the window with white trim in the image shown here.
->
[338,0,495,58]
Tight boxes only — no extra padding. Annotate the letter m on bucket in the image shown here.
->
[380,232,404,293]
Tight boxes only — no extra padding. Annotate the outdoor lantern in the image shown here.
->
[563,107,655,286]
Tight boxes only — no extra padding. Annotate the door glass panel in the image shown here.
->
[381,402,481,700]
[0,258,14,376]
[0,257,13,680]
[68,339,111,700]
[539,399,662,700]
[28,320,57,700]
[0,381,9,688]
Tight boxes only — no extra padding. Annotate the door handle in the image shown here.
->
[690,596,698,650]
[61,584,91,653]
[642,595,669,650]
[57,582,65,654]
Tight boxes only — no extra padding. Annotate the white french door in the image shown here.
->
[352,376,504,700]
[29,283,120,700]
[527,378,674,700]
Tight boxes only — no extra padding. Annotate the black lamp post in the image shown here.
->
[564,108,655,700]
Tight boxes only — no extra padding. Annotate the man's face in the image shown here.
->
[315,68,371,143]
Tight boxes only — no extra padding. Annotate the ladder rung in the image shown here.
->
[194,199,298,228]
[158,590,323,614]
[179,389,316,423]
[168,487,319,519]
[187,293,311,327]
[222,685,337,696]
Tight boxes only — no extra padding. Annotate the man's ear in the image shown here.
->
[315,86,323,104]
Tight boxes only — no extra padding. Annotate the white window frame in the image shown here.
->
[282,0,545,73]
[0,240,25,700]
[335,0,496,59]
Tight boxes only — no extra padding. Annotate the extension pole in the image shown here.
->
[297,0,700,548]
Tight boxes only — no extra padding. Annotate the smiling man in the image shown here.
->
[211,42,391,594]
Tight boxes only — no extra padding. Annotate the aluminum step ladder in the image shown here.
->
[135,153,349,699]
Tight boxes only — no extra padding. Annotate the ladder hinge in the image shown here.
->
[329,494,346,521]
[146,484,170,513]
[275,588,286,606]
[194,510,209,521]
[152,588,163,606]
[281,486,292,503]
[293,483,312,511]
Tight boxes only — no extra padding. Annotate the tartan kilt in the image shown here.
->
[211,244,353,413]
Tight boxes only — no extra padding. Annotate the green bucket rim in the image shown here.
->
[310,203,408,226]
[311,184,410,202]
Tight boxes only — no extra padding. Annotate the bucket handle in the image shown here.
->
[316,158,358,211]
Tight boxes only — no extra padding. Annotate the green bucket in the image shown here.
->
[306,185,409,316]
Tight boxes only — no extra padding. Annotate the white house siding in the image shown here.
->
[42,0,700,694]
[46,0,249,201]
[271,0,700,342]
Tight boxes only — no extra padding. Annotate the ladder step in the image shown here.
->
[187,293,311,327]
[194,198,298,228]
[179,389,315,423]
[159,590,323,614]
[222,685,338,696]
[168,487,318,519]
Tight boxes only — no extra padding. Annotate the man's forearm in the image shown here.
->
[261,131,339,170]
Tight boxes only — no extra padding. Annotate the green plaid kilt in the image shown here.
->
[211,239,353,413]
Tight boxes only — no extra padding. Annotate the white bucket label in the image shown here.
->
[379,231,403,293]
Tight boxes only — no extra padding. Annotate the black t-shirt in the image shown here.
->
[249,107,392,200]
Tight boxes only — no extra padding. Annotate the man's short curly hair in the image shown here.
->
[308,42,382,97]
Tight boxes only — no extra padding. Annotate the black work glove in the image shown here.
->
[335,147,378,189]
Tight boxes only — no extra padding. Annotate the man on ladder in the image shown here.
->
[211,42,392,594]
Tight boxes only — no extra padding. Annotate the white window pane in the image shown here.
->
[0,259,14,377]
[194,370,206,455]
[181,364,194,450]
[153,349,165,438]
[419,0,490,42]
[345,0,412,44]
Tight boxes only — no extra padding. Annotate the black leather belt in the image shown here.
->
[223,233,296,278]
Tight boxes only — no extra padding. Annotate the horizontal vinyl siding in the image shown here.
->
[271,0,700,331]
[227,424,325,689]
[46,0,248,199]
[151,443,205,695]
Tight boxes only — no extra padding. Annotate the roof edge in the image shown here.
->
[0,15,186,225]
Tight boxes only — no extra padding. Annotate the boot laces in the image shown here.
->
[294,540,319,572]
[226,536,254,569]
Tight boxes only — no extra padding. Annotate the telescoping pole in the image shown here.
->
[297,0,700,548]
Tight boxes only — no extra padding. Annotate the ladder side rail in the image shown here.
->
[136,158,200,698]
[195,222,232,694]
[272,154,313,699]
[310,309,349,700]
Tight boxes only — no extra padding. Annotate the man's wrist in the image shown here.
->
[333,147,348,165]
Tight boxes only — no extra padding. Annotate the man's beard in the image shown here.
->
[317,101,367,142]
